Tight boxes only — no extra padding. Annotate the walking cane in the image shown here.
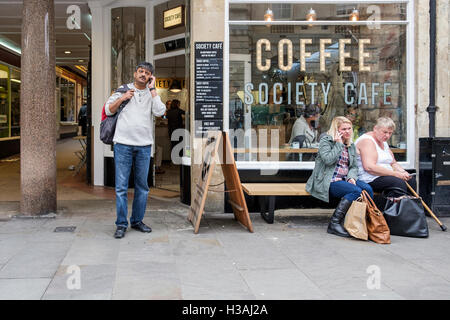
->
[406,182,447,231]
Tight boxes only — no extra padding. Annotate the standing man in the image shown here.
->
[104,62,166,239]
[78,101,87,136]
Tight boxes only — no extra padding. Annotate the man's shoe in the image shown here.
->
[114,226,127,239]
[131,221,152,233]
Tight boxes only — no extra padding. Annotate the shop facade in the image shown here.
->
[87,0,449,212]
[0,47,86,159]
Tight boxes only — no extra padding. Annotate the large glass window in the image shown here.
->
[228,1,411,165]
[10,68,20,137]
[0,64,9,138]
[111,7,146,90]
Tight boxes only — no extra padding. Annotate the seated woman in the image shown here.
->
[306,116,374,237]
[355,117,416,197]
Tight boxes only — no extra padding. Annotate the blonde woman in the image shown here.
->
[306,116,373,237]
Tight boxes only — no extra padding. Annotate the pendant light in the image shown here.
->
[264,8,274,22]
[264,8,274,27]
[349,8,359,21]
[306,8,316,22]
[169,56,182,93]
[169,79,182,93]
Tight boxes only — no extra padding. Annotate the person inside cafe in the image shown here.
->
[288,104,321,147]
[166,99,185,155]
[355,117,416,197]
[306,116,373,237]
[345,106,365,141]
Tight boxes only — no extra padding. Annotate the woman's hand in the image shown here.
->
[347,178,356,185]
[394,171,410,181]
[334,131,343,144]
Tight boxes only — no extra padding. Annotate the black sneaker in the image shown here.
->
[131,221,152,233]
[114,226,127,239]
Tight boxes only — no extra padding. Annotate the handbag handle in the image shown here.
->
[361,190,381,215]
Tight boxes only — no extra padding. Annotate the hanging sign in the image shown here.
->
[163,6,184,29]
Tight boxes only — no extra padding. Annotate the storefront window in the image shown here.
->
[228,1,411,165]
[59,77,76,122]
[10,68,20,137]
[111,7,146,91]
[0,64,9,138]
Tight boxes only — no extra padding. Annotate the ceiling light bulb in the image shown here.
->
[264,8,274,23]
[64,50,71,54]
[306,8,316,22]
[349,8,359,22]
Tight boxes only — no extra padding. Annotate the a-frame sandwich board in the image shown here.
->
[188,131,253,234]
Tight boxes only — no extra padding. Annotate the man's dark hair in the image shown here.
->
[136,61,154,74]
[303,104,321,119]
[171,99,180,109]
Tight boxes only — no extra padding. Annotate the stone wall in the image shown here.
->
[416,0,449,139]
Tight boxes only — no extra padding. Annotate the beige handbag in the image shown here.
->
[344,197,368,240]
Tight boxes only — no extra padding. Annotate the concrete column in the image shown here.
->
[190,0,225,213]
[20,0,56,215]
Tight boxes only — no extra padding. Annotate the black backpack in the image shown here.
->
[100,84,130,145]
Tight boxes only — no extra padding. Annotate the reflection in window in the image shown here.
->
[10,68,20,136]
[229,3,408,162]
[111,7,146,91]
[59,77,76,122]
[0,64,9,138]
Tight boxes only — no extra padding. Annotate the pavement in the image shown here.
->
[1,138,450,300]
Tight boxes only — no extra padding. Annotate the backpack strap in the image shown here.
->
[114,84,131,115]
[115,84,130,93]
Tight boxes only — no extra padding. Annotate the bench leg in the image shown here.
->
[259,195,275,224]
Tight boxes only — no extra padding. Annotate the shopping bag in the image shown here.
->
[344,197,368,240]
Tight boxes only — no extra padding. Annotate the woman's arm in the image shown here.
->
[318,137,344,166]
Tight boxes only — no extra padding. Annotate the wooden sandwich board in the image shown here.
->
[188,131,253,234]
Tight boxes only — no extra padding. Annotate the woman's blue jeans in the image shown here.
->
[114,143,152,228]
[329,180,374,202]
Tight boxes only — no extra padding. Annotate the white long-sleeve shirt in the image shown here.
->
[105,83,166,146]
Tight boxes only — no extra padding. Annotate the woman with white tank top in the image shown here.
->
[355,117,416,197]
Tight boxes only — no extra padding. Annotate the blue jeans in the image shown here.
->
[114,143,152,228]
[329,180,374,202]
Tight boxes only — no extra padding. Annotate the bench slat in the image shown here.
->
[241,183,310,196]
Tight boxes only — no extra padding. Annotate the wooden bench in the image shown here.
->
[241,183,310,224]
[242,183,381,224]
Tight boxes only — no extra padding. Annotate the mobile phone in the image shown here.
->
[409,173,416,176]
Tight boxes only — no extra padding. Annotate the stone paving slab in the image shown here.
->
[0,198,449,300]
[0,278,52,300]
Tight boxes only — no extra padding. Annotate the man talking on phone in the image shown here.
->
[104,62,166,239]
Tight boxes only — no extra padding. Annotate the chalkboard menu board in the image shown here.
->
[194,42,223,136]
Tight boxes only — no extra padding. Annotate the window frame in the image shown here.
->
[225,0,415,170]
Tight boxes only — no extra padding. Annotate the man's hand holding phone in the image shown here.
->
[148,76,157,97]
[148,76,156,89]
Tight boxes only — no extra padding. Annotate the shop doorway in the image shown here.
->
[153,54,187,195]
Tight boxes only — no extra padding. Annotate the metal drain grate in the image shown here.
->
[54,226,76,233]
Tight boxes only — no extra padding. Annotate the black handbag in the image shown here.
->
[382,187,429,238]
[100,85,130,145]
